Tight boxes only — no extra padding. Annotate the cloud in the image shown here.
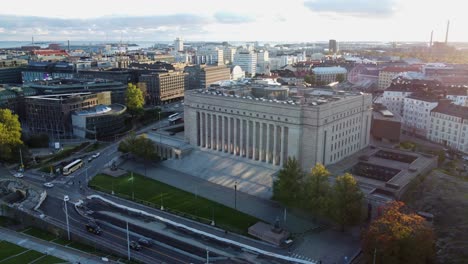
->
[0,14,221,40]
[213,12,255,24]
[304,0,397,17]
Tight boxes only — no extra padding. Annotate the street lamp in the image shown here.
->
[130,172,134,200]
[234,181,238,210]
[64,195,70,240]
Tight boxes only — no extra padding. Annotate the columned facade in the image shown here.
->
[184,90,372,170]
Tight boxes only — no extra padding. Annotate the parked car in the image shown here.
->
[14,173,24,178]
[138,238,152,247]
[43,182,54,188]
[92,152,100,158]
[130,241,141,250]
[88,156,94,162]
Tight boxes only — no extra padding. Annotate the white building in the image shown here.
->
[223,47,237,64]
[428,101,468,154]
[381,88,413,117]
[196,46,224,66]
[231,65,245,80]
[312,66,347,84]
[183,88,372,169]
[174,37,184,52]
[256,50,270,75]
[233,50,257,76]
[377,66,421,90]
[402,94,439,137]
[446,92,468,107]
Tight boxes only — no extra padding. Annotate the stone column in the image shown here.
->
[234,118,238,155]
[280,126,285,166]
[266,123,271,163]
[253,122,257,160]
[205,113,209,148]
[211,114,215,150]
[227,116,232,153]
[259,122,264,162]
[273,124,278,165]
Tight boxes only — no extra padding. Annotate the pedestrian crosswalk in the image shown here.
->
[290,252,316,263]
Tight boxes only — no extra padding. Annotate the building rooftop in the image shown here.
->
[74,104,126,116]
[26,78,124,88]
[312,66,347,74]
[432,102,468,119]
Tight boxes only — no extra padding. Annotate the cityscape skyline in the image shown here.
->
[0,0,465,42]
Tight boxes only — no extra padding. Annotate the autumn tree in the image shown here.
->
[302,163,331,216]
[125,83,144,117]
[329,173,363,231]
[273,157,304,207]
[0,109,23,161]
[362,201,435,264]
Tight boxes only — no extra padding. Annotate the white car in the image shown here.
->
[92,152,101,158]
[64,195,70,202]
[14,173,23,178]
[43,182,54,188]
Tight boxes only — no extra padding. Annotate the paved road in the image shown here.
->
[40,195,203,264]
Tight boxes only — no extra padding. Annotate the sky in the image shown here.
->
[0,0,465,42]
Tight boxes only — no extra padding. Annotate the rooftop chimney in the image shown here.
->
[445,20,450,44]
[430,30,433,47]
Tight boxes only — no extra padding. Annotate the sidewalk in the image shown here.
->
[0,227,106,264]
[120,160,317,234]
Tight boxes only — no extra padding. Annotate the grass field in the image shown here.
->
[0,241,64,264]
[89,173,260,234]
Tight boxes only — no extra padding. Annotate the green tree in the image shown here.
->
[362,201,435,264]
[118,131,137,154]
[303,163,331,216]
[336,74,345,83]
[125,83,144,117]
[329,173,363,231]
[273,157,304,207]
[0,109,23,161]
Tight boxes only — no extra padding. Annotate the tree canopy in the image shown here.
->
[125,83,144,116]
[119,132,158,162]
[302,163,331,216]
[362,201,435,264]
[330,173,363,231]
[0,109,23,161]
[273,157,304,207]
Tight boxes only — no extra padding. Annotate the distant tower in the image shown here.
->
[329,39,337,53]
[174,37,184,52]
[445,20,450,44]
[429,30,433,47]
[32,36,34,45]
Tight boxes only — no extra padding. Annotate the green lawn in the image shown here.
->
[0,241,64,264]
[89,173,260,234]
[0,216,19,227]
[0,241,25,260]
[22,227,58,241]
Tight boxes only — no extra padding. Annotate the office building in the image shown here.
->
[24,92,111,138]
[72,104,127,139]
[184,65,231,90]
[25,78,127,104]
[174,37,184,52]
[184,87,372,169]
[22,61,75,83]
[223,47,237,64]
[0,59,28,84]
[428,101,468,154]
[138,71,187,105]
[233,50,257,77]
[329,39,337,53]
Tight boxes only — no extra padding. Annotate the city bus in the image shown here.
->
[62,159,83,176]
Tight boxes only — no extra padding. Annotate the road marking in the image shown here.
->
[17,239,28,245]
[103,227,190,264]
